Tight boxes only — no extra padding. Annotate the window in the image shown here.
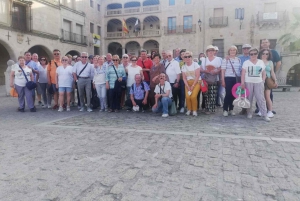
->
[264,3,276,12]
[90,22,94,33]
[235,8,244,20]
[63,19,72,41]
[90,0,94,8]
[212,39,224,57]
[12,3,27,31]
[236,45,243,55]
[169,0,175,6]
[183,16,192,33]
[97,26,101,35]
[185,0,191,4]
[97,4,100,11]
[168,17,176,33]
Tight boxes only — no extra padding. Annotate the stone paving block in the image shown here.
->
[141,185,158,198]
[121,169,139,180]
[110,181,125,195]
[260,185,276,197]
[223,171,237,183]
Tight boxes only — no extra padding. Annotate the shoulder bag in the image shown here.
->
[19,65,37,90]
[112,65,126,92]
[265,61,277,89]
[203,58,218,84]
[229,59,241,83]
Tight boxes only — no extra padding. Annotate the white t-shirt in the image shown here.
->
[38,65,48,83]
[12,64,32,87]
[165,59,181,83]
[242,59,266,83]
[154,81,173,98]
[181,62,200,80]
[201,57,222,81]
[127,65,142,87]
[56,65,74,87]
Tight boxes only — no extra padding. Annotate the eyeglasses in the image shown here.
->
[131,60,137,62]
[207,49,215,52]
[250,53,258,56]
[123,57,128,59]
[184,56,192,58]
[81,56,88,58]
[62,59,68,62]
[40,59,46,61]
[262,53,269,55]
[113,59,119,62]
[167,55,172,57]
[53,53,60,56]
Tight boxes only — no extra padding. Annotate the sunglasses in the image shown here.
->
[53,53,60,56]
[123,57,128,59]
[40,59,46,61]
[113,59,119,61]
[184,56,192,58]
[262,53,269,55]
[167,55,172,57]
[81,56,88,58]
[131,60,137,62]
[62,59,68,62]
[250,53,258,56]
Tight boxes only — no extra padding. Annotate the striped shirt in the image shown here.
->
[106,64,126,89]
[221,57,241,77]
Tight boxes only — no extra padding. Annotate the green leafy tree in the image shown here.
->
[278,14,300,51]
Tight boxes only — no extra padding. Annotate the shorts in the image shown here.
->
[51,84,59,92]
[59,87,73,93]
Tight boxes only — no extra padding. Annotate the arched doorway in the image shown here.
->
[125,41,140,56]
[66,50,80,57]
[143,40,159,54]
[28,45,52,60]
[107,19,122,38]
[0,42,11,85]
[286,64,300,86]
[108,42,122,58]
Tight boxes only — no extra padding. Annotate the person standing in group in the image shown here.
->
[10,56,36,112]
[137,49,152,86]
[32,53,43,106]
[241,48,270,122]
[174,48,181,62]
[182,51,201,116]
[47,49,62,109]
[24,51,39,105]
[160,50,168,66]
[66,54,76,107]
[214,46,225,107]
[221,46,242,116]
[152,73,173,118]
[198,52,206,111]
[257,49,278,118]
[93,56,107,112]
[178,49,186,113]
[126,56,143,101]
[73,52,94,112]
[149,54,168,107]
[121,54,130,107]
[56,56,73,112]
[106,55,126,112]
[164,50,181,111]
[200,45,222,114]
[37,57,50,108]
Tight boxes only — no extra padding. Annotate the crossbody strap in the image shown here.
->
[78,63,88,76]
[229,59,238,77]
[165,62,171,70]
[19,65,29,83]
[54,61,58,68]
[112,65,119,79]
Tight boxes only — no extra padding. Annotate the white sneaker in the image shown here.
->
[263,116,271,122]
[186,110,191,116]
[42,105,46,108]
[66,106,70,112]
[87,108,93,112]
[256,111,262,117]
[267,111,274,118]
[179,108,185,113]
[192,111,198,116]
[79,107,85,112]
[229,110,236,116]
[47,105,52,109]
[223,111,229,117]
[58,107,63,112]
[162,114,169,118]
[247,114,253,119]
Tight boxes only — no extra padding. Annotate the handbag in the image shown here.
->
[200,80,208,93]
[169,100,177,116]
[233,88,250,108]
[229,59,241,83]
[112,65,126,92]
[203,58,218,84]
[10,88,18,97]
[19,65,37,90]
[266,77,277,89]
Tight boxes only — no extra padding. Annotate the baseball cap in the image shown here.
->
[242,44,252,49]
[214,46,219,51]
[88,55,94,59]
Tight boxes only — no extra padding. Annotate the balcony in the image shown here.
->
[106,30,161,38]
[209,17,228,27]
[124,7,140,14]
[106,9,122,16]
[61,30,87,45]
[164,25,196,35]
[142,5,159,12]
[257,11,288,28]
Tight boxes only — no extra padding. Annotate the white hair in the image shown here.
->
[81,52,88,56]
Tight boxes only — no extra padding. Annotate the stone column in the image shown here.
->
[122,47,126,55]
[5,60,15,96]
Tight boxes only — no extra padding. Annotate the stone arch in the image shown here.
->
[65,50,80,57]
[0,40,14,85]
[125,17,141,32]
[107,19,122,32]
[28,45,52,60]
[142,0,159,6]
[143,39,159,53]
[143,16,160,30]
[108,42,123,58]
[124,1,141,8]
[286,63,300,86]
[280,54,300,85]
[125,41,141,56]
[107,3,122,9]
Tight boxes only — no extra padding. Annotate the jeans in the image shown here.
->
[223,77,237,111]
[171,83,180,108]
[15,84,34,109]
[108,88,121,110]
[126,86,131,101]
[152,97,172,114]
[38,83,49,106]
[179,79,185,108]
[78,78,92,108]
[95,83,107,110]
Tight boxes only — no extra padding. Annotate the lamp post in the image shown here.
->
[198,19,202,32]
[93,35,99,44]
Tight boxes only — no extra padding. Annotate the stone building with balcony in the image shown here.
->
[0,0,101,85]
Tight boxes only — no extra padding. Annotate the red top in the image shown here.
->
[137,58,152,82]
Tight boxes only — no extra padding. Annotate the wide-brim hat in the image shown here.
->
[206,45,215,52]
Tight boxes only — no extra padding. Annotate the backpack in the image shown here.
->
[131,82,146,98]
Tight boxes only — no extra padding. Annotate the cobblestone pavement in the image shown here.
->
[1,86,300,201]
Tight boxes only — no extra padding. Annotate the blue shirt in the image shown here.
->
[26,60,38,82]
[238,55,250,71]
[130,81,150,100]
[106,65,126,89]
